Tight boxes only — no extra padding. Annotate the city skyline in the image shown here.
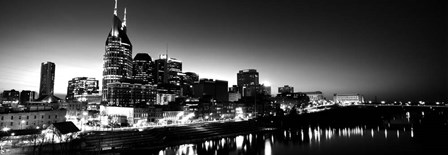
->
[0,0,446,101]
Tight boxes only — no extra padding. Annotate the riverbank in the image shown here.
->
[4,105,447,154]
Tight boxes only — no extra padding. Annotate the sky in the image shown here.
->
[0,0,446,102]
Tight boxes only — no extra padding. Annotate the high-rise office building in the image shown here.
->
[181,72,199,97]
[102,1,133,101]
[66,77,100,102]
[132,53,153,84]
[193,79,228,102]
[154,54,182,85]
[154,54,168,85]
[167,58,182,85]
[237,69,261,97]
[237,69,259,87]
[39,61,55,98]
[183,72,199,85]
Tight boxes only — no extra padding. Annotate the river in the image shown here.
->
[147,106,448,155]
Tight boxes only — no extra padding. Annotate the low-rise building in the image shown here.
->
[303,91,324,102]
[333,94,364,104]
[278,85,294,94]
[0,109,66,130]
[148,105,163,123]
[100,106,148,126]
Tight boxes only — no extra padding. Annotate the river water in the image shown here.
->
[148,106,448,155]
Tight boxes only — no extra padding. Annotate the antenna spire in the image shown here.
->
[114,0,118,16]
[123,8,127,26]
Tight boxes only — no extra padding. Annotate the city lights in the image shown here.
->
[0,0,446,154]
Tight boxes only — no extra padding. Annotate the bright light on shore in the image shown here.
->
[2,127,11,132]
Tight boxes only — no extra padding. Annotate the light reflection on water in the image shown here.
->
[155,108,448,155]
[265,139,272,155]
[157,125,413,155]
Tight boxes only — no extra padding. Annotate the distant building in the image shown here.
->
[228,85,241,102]
[262,85,271,96]
[132,53,153,84]
[66,77,100,102]
[181,72,199,97]
[167,57,182,85]
[303,91,324,102]
[1,89,20,106]
[229,92,241,102]
[193,79,228,102]
[154,55,168,85]
[183,72,199,84]
[155,92,176,105]
[275,92,310,105]
[229,85,239,93]
[274,92,310,113]
[278,85,294,94]
[241,85,267,97]
[39,61,55,98]
[20,90,37,105]
[102,1,133,101]
[237,69,259,96]
[333,94,364,104]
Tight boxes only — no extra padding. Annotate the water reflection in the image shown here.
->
[236,135,243,149]
[265,139,272,155]
[153,108,447,155]
[156,125,415,155]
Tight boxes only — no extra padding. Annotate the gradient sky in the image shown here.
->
[0,0,446,102]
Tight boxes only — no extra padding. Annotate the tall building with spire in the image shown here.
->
[103,0,133,101]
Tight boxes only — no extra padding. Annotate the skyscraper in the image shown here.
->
[102,0,133,101]
[132,53,153,84]
[39,61,55,98]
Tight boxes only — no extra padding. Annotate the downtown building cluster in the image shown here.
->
[1,1,367,131]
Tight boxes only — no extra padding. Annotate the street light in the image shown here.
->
[2,127,10,132]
